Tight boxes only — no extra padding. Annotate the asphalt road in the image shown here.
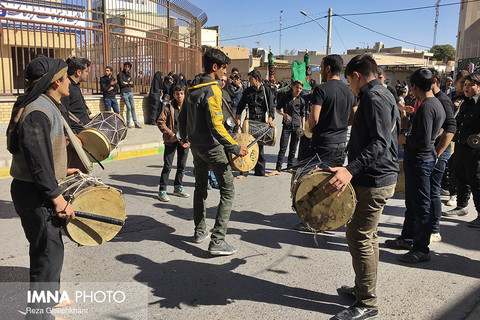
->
[1,136,480,319]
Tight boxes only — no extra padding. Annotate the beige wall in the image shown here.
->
[456,0,480,60]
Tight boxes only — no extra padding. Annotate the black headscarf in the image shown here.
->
[6,57,68,153]
[149,71,163,97]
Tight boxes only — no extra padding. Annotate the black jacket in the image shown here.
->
[237,84,275,122]
[346,79,399,188]
[117,70,134,93]
[100,75,118,98]
[60,77,90,133]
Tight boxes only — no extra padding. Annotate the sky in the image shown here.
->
[188,0,461,55]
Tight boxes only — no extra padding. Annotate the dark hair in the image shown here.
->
[428,68,440,81]
[322,54,343,76]
[248,70,261,81]
[344,54,377,78]
[293,80,303,87]
[455,70,470,82]
[124,61,132,68]
[410,68,434,92]
[66,57,91,76]
[465,72,480,86]
[203,48,231,73]
[397,87,407,96]
[105,66,113,72]
[233,73,241,79]
[232,67,239,73]
[168,71,174,76]
[173,84,185,92]
[377,67,385,77]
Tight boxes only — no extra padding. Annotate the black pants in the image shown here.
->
[11,179,63,320]
[160,141,189,190]
[275,125,300,171]
[455,144,480,212]
[315,142,347,167]
[298,136,314,162]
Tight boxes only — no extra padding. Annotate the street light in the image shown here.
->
[300,11,328,33]
[300,10,331,55]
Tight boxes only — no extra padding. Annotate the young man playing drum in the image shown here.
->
[178,48,247,255]
[7,57,77,320]
[324,54,399,320]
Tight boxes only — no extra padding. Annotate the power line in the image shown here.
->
[335,14,430,49]
[332,21,348,53]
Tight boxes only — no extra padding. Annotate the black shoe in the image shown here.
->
[384,237,412,250]
[333,304,378,320]
[135,123,142,129]
[338,285,355,298]
[193,230,210,243]
[399,250,430,263]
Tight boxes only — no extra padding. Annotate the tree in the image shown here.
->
[430,44,456,62]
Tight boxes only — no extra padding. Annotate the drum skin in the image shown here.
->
[228,133,259,172]
[60,174,126,246]
[293,169,356,231]
[242,120,277,146]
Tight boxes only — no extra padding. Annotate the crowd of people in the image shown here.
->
[6,47,480,320]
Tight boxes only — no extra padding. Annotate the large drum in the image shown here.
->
[77,112,128,162]
[291,156,356,231]
[242,120,277,146]
[228,132,259,172]
[59,173,126,246]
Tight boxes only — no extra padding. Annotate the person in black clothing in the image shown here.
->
[236,69,276,177]
[118,61,141,128]
[269,80,305,176]
[386,68,445,263]
[100,66,119,114]
[148,71,163,125]
[7,57,77,319]
[427,68,456,242]
[443,72,480,228]
[325,54,399,320]
[308,54,356,167]
[378,67,414,114]
[61,57,92,134]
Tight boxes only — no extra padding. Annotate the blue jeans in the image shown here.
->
[401,154,436,253]
[104,97,119,114]
[122,92,138,125]
[431,145,452,233]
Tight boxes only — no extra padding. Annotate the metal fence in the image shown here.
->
[0,0,206,95]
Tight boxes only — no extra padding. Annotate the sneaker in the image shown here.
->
[440,188,450,196]
[446,195,457,207]
[157,190,170,202]
[173,186,190,198]
[385,237,413,250]
[134,123,142,129]
[128,123,134,128]
[193,230,210,243]
[208,240,237,256]
[333,303,378,320]
[430,233,442,242]
[339,285,355,298]
[443,207,468,217]
[467,217,480,228]
[399,250,430,263]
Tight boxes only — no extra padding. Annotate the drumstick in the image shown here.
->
[75,211,125,226]
[231,127,272,161]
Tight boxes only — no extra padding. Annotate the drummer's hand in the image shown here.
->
[66,168,80,175]
[323,167,352,196]
[267,117,274,127]
[236,119,241,127]
[182,142,190,148]
[52,195,75,220]
[283,114,290,121]
[238,146,248,157]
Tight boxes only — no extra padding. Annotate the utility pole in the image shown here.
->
[433,0,441,46]
[279,10,283,55]
[326,8,332,55]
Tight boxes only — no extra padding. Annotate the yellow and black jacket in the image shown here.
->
[178,74,240,155]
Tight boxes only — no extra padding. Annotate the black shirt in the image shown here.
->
[117,70,134,93]
[100,75,118,99]
[386,85,401,103]
[277,92,305,128]
[310,79,356,145]
[405,97,445,159]
[237,84,276,122]
[434,90,456,135]
[454,94,480,145]
[61,77,90,134]
[346,79,399,188]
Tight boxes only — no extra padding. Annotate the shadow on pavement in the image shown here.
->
[0,199,17,219]
[116,253,346,315]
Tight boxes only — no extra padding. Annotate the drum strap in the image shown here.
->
[61,117,93,173]
[222,96,240,132]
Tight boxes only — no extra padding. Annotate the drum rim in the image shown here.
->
[89,111,128,128]
[77,128,111,160]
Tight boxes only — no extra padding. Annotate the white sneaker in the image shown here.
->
[430,233,442,242]
[446,195,457,207]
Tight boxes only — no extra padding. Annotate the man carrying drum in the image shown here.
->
[324,55,399,320]
[179,48,247,256]
[236,69,276,178]
[7,57,78,319]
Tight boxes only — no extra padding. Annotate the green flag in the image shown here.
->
[292,61,311,90]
